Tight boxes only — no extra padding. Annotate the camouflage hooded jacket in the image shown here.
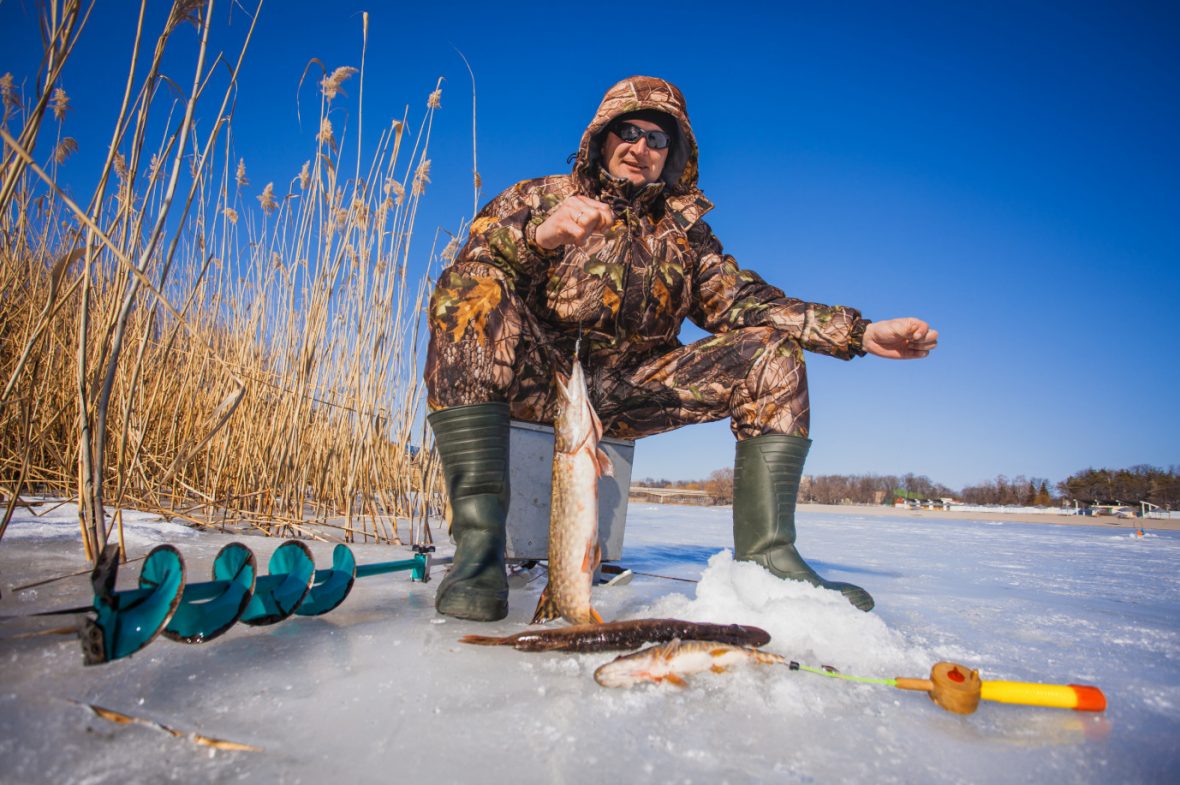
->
[433,76,869,371]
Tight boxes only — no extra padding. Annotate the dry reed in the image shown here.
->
[0,0,452,562]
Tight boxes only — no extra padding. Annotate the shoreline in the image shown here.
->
[797,502,1180,531]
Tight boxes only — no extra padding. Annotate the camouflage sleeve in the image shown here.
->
[686,221,870,360]
[450,180,562,289]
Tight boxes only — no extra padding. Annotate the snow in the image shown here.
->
[1,502,1178,784]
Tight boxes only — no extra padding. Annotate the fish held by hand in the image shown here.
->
[532,358,611,625]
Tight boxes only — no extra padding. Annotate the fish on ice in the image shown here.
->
[531,357,611,625]
[459,618,772,653]
[594,639,787,688]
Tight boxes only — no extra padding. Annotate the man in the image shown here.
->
[425,76,938,621]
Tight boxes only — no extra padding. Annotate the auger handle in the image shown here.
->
[980,680,1106,712]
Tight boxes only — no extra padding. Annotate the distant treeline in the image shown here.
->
[634,465,1180,509]
[804,473,954,506]
[1056,465,1180,508]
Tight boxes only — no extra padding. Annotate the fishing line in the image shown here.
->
[788,661,897,687]
[12,555,147,593]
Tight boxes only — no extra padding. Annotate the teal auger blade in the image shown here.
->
[80,545,186,666]
[163,542,257,644]
[75,539,434,665]
[299,544,437,616]
[239,541,316,626]
[297,543,358,616]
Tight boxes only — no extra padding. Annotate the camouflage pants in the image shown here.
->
[425,267,810,441]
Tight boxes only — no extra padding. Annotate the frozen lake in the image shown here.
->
[1,502,1177,784]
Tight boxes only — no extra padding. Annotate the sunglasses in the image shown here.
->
[610,121,672,150]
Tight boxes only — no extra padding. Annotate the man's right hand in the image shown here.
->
[535,195,614,250]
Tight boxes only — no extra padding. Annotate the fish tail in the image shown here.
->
[458,634,511,646]
[531,583,561,624]
[758,651,788,666]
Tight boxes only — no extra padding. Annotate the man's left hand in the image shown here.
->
[863,318,938,359]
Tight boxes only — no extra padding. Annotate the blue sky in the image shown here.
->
[3,0,1177,490]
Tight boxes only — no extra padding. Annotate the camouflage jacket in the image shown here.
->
[437,76,869,370]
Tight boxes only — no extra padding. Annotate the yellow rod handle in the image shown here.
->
[981,680,1106,712]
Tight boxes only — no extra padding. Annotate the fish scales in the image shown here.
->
[594,639,788,688]
[459,618,773,653]
[532,358,611,625]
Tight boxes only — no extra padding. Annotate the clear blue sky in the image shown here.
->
[3,0,1177,490]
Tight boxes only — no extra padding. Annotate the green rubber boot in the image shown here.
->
[427,402,510,621]
[733,434,875,612]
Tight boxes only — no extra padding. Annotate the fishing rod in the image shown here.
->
[513,561,695,587]
[599,563,698,583]
[788,659,1106,714]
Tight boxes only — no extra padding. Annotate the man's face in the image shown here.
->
[600,118,670,186]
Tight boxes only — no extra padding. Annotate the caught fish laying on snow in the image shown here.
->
[594,639,787,688]
[532,357,611,625]
[460,618,772,653]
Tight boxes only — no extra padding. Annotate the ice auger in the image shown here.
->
[75,541,433,665]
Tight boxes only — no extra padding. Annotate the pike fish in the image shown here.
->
[531,358,611,625]
[594,639,787,688]
[459,618,772,653]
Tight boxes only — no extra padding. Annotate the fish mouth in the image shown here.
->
[554,361,598,448]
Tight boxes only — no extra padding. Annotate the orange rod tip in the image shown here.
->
[1071,685,1107,712]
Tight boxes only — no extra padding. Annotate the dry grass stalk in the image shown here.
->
[1,3,452,561]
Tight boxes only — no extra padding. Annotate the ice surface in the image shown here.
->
[1,502,1177,784]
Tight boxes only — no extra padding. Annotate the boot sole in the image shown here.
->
[436,591,509,622]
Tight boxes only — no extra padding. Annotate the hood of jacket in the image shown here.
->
[573,76,701,199]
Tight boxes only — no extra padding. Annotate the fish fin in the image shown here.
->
[661,639,682,660]
[531,584,561,624]
[711,665,727,674]
[665,673,689,688]
[581,540,601,573]
[459,635,508,646]
[595,447,614,478]
[589,606,604,624]
[710,647,732,657]
[589,397,605,441]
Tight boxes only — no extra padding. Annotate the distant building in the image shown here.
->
[1087,503,1137,518]
[629,486,716,506]
[894,497,953,510]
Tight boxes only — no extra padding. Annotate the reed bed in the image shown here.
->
[0,1,455,563]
